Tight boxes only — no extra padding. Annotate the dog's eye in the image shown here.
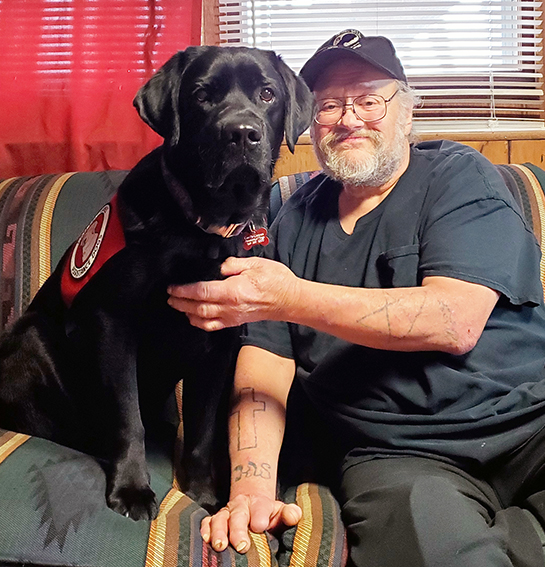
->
[194,88,209,102]
[260,88,275,103]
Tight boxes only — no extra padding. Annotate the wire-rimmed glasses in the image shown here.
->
[314,90,399,126]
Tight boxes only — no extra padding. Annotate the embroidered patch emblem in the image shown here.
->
[70,204,110,279]
[333,30,363,50]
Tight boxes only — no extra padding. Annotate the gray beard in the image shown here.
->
[314,125,408,187]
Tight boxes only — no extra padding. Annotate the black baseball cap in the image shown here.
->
[300,29,407,91]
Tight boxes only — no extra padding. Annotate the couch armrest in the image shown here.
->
[0,171,128,333]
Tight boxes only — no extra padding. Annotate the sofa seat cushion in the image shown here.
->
[0,426,346,567]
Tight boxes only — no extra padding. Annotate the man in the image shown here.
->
[169,30,545,567]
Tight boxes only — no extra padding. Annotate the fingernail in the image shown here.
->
[236,541,248,553]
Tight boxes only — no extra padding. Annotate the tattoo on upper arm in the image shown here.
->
[232,461,271,482]
[230,387,266,451]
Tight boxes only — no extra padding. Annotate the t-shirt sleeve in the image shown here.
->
[418,153,543,306]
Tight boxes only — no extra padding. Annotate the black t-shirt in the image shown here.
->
[243,140,545,467]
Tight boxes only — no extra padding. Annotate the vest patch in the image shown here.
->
[61,195,126,308]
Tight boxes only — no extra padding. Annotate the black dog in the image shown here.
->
[0,46,313,520]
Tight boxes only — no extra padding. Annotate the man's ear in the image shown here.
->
[273,55,314,153]
[133,51,189,144]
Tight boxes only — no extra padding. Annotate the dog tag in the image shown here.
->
[243,226,269,250]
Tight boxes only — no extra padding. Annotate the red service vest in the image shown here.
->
[60,195,126,308]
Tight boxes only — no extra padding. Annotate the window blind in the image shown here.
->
[2,0,192,89]
[0,0,200,177]
[218,0,544,132]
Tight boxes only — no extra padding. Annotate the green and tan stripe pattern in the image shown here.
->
[0,429,30,464]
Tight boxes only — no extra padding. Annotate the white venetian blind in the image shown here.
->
[218,0,544,132]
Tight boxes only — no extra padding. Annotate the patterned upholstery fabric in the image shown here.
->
[0,171,346,567]
[1,163,544,566]
[496,164,545,286]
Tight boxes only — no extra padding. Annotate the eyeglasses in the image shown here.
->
[314,90,399,126]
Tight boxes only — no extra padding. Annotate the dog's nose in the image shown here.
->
[224,123,262,148]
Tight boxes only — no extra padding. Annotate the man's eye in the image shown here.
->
[321,101,341,112]
[260,88,275,103]
[358,96,381,109]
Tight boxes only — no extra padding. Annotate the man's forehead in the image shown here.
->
[313,60,395,94]
[314,77,395,98]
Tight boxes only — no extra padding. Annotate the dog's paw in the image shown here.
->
[107,484,159,521]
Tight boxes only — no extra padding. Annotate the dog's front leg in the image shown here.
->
[77,308,158,521]
[181,330,238,512]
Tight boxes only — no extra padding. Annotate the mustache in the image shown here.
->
[320,128,384,149]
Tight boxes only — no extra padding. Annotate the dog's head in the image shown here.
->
[133,46,313,234]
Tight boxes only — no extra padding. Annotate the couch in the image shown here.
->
[0,162,545,566]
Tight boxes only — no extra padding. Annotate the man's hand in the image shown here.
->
[200,494,302,553]
[168,257,301,331]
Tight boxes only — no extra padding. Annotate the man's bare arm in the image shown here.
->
[169,257,500,354]
[200,345,299,553]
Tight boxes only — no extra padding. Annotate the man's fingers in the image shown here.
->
[208,507,231,552]
[282,503,303,526]
[200,498,300,555]
[168,280,224,302]
[200,515,212,544]
[167,293,230,330]
[206,502,253,554]
[220,256,256,276]
[268,502,302,532]
[226,505,253,553]
[186,314,226,332]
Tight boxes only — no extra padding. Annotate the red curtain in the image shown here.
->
[0,0,202,178]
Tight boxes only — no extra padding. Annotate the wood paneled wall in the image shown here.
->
[273,133,545,179]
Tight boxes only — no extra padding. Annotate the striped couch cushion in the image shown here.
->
[496,164,545,288]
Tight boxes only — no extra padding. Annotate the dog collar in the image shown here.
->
[161,156,200,226]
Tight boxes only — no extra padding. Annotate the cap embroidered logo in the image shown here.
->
[333,30,363,50]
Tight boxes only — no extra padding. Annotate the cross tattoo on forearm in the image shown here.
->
[231,387,266,450]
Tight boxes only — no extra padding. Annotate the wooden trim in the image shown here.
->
[417,130,545,142]
[202,0,219,46]
[293,132,545,145]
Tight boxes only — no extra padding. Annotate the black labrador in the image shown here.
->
[0,46,313,520]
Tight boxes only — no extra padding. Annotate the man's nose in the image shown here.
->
[338,104,364,128]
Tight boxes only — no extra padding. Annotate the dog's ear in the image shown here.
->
[273,55,314,154]
[133,51,188,143]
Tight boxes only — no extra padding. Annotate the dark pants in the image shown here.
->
[339,422,545,567]
[281,380,545,567]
